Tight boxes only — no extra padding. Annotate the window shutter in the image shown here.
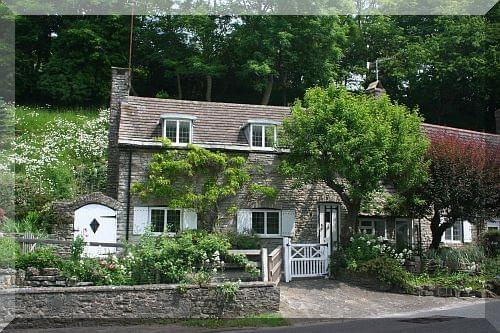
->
[133,206,150,235]
[281,209,296,237]
[183,209,198,230]
[236,209,252,234]
[463,220,472,243]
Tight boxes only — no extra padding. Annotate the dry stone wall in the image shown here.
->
[0,282,279,320]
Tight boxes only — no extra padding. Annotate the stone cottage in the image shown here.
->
[86,67,499,255]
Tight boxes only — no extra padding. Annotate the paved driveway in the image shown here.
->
[279,278,486,319]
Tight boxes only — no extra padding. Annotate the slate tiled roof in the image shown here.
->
[422,123,500,150]
[118,97,291,147]
[118,96,500,150]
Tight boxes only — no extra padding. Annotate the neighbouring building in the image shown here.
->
[73,67,499,256]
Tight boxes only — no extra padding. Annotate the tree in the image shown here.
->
[235,16,345,105]
[131,141,251,231]
[417,134,499,249]
[280,85,429,242]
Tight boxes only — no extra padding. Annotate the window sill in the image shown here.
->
[255,234,282,239]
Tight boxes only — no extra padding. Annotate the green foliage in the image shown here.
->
[132,142,251,229]
[0,237,19,269]
[424,246,486,273]
[343,233,413,269]
[15,246,62,270]
[224,230,261,250]
[182,313,288,329]
[70,235,85,261]
[481,230,500,257]
[249,184,278,201]
[225,253,260,278]
[216,281,240,303]
[124,231,230,285]
[10,106,107,222]
[281,85,429,238]
[357,256,413,291]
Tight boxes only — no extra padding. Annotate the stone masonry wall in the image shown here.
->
[0,282,279,320]
[107,67,130,199]
[116,148,348,247]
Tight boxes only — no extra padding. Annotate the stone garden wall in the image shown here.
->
[0,281,279,320]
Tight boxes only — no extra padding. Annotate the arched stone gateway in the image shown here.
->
[52,193,121,256]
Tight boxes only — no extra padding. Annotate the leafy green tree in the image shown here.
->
[132,141,251,230]
[281,85,429,242]
[36,16,128,105]
[235,16,345,105]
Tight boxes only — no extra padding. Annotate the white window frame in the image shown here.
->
[358,218,387,238]
[149,207,182,236]
[250,124,277,150]
[251,209,281,237]
[487,218,500,232]
[443,220,463,243]
[162,119,193,146]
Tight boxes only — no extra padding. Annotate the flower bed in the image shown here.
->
[332,233,499,297]
[14,231,260,287]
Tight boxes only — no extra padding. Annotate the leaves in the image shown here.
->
[132,143,251,228]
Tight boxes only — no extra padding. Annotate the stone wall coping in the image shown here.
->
[0,281,277,295]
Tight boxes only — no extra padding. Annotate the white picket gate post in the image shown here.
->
[283,237,291,282]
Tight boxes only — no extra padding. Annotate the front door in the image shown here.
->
[318,203,339,256]
[74,204,117,257]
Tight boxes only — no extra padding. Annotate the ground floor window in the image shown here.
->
[395,219,412,249]
[252,210,280,236]
[150,207,181,234]
[444,220,462,242]
[487,219,500,232]
[358,219,386,237]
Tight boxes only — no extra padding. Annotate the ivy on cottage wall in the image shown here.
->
[132,139,277,230]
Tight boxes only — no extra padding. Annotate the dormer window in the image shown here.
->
[243,119,280,150]
[160,114,196,145]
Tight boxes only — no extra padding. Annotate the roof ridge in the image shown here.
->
[126,96,291,110]
[422,123,499,138]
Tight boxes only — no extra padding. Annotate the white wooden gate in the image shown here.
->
[283,237,329,282]
[74,204,117,257]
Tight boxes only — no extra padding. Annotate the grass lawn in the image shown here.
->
[181,313,289,329]
[15,105,100,135]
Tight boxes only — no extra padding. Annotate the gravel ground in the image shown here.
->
[279,278,486,319]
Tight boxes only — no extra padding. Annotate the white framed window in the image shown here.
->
[149,207,182,235]
[359,220,374,234]
[250,124,277,149]
[487,219,500,232]
[160,114,196,145]
[444,220,462,242]
[358,219,386,237]
[251,210,281,237]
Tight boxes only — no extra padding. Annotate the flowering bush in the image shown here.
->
[4,107,109,221]
[345,233,413,270]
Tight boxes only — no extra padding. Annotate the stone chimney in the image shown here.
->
[496,109,500,134]
[107,67,130,199]
[365,80,386,97]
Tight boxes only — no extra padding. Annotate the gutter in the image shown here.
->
[125,148,132,241]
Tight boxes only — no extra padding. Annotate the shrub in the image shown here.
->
[0,237,19,269]
[344,233,413,268]
[481,230,500,257]
[123,231,231,285]
[224,231,260,249]
[16,246,62,270]
[357,256,413,291]
[424,246,486,273]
